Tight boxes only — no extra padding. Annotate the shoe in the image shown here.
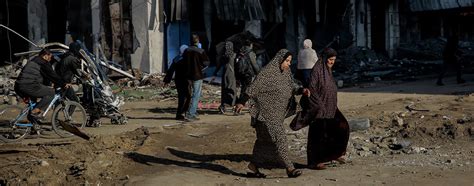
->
[185,116,200,122]
[335,157,346,164]
[309,163,327,170]
[246,163,266,178]
[175,115,186,121]
[246,171,266,178]
[218,105,226,114]
[287,169,302,178]
[29,112,44,120]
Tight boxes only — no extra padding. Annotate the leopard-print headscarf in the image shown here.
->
[247,49,295,122]
[224,41,234,58]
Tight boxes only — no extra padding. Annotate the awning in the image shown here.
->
[409,0,474,12]
[214,0,266,21]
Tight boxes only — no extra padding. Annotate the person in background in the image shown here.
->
[213,41,237,114]
[164,45,191,120]
[192,33,202,49]
[233,40,260,115]
[185,37,210,121]
[297,39,318,87]
[437,34,465,85]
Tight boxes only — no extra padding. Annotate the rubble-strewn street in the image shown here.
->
[1,75,473,185]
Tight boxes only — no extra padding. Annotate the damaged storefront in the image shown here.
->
[0,0,163,74]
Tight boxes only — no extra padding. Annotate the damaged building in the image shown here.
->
[1,0,473,75]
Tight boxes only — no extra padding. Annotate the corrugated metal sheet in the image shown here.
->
[458,0,473,7]
[214,0,266,21]
[440,0,458,9]
[409,0,474,11]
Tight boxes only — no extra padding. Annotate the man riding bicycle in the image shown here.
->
[14,49,72,118]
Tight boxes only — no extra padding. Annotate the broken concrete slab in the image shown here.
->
[348,118,371,131]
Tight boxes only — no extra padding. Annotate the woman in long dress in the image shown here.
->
[245,49,310,178]
[296,48,350,170]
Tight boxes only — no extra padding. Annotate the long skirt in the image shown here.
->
[251,119,294,169]
[307,110,350,165]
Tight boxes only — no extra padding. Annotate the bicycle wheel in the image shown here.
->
[51,101,87,138]
[0,105,31,142]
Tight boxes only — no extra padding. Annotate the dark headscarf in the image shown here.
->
[69,42,82,57]
[247,49,296,122]
[305,47,338,119]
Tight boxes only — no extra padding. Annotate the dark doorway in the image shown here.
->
[66,0,93,49]
[0,0,29,66]
[46,0,68,43]
[371,1,387,54]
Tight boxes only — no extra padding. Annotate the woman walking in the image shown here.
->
[245,49,309,178]
[296,48,350,170]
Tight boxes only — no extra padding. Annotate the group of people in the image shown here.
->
[243,43,349,178]
[163,34,210,121]
[14,34,85,119]
[13,33,108,127]
[165,37,349,178]
[165,35,262,120]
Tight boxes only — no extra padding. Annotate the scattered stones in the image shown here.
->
[348,118,371,131]
[40,160,49,167]
[393,116,404,126]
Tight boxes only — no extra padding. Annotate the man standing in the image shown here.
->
[185,36,210,121]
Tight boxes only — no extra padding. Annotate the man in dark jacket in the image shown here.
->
[164,45,191,120]
[234,40,260,114]
[183,41,210,121]
[14,49,71,116]
[56,41,84,103]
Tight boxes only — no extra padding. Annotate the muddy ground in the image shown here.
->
[1,75,474,185]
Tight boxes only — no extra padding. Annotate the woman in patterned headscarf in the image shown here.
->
[296,48,349,170]
[245,49,310,178]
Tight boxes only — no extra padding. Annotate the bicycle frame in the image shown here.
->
[13,92,62,128]
[13,101,35,128]
[41,93,62,118]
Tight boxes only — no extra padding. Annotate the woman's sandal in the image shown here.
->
[246,171,267,178]
[287,169,302,178]
[335,157,346,164]
[309,163,327,170]
[247,163,266,178]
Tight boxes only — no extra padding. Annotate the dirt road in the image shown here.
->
[1,75,473,185]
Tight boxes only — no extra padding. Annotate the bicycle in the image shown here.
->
[0,88,87,142]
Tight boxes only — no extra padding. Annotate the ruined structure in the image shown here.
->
[1,0,473,74]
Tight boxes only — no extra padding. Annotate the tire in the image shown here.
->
[51,101,87,138]
[0,105,31,142]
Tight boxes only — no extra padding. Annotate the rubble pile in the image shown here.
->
[333,38,474,87]
[286,96,474,160]
[397,38,447,60]
[335,47,439,87]
[0,65,17,105]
